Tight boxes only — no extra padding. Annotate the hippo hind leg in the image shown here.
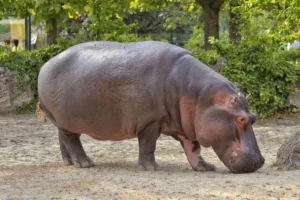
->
[138,122,161,170]
[39,101,94,167]
[58,128,95,168]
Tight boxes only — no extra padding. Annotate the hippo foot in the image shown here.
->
[58,129,95,168]
[192,157,216,172]
[138,161,158,171]
[62,155,95,168]
[71,156,95,168]
[63,158,73,166]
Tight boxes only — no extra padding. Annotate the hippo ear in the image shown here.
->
[229,95,239,109]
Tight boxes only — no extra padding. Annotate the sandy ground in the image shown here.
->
[0,113,299,200]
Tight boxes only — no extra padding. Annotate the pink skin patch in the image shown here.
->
[177,135,200,168]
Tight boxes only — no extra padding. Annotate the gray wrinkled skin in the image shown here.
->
[38,41,264,173]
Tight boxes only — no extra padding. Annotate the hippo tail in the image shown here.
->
[36,101,47,123]
[36,100,63,129]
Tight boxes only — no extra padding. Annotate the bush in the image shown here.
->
[0,39,74,113]
[185,34,300,118]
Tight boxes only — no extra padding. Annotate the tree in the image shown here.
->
[130,0,201,45]
[0,0,137,44]
[0,0,33,19]
[0,0,14,19]
[233,0,300,44]
[229,0,241,44]
[33,0,88,45]
[195,0,225,49]
[86,0,134,40]
[0,0,87,45]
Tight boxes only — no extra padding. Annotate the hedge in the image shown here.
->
[1,38,299,117]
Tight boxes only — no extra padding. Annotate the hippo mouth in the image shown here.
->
[227,152,265,173]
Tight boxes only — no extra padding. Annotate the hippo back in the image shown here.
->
[38,41,189,140]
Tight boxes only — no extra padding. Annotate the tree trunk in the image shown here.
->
[229,0,241,44]
[46,18,57,45]
[196,0,225,50]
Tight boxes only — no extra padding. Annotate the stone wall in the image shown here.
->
[0,67,33,113]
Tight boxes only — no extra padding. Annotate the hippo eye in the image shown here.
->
[238,117,246,126]
[236,116,249,131]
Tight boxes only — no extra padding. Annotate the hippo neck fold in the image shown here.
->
[163,54,237,141]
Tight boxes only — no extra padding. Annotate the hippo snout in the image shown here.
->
[229,153,265,173]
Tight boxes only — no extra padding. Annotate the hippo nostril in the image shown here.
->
[251,156,265,170]
[251,160,257,166]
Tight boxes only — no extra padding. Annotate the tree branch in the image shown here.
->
[196,0,225,9]
[212,0,225,10]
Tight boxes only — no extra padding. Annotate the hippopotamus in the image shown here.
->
[38,41,264,173]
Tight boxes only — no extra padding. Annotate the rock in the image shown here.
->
[213,57,227,73]
[0,67,33,113]
[288,83,300,110]
[276,132,300,170]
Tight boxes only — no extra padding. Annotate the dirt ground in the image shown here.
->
[0,113,299,200]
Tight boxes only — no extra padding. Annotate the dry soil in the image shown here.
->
[0,113,299,200]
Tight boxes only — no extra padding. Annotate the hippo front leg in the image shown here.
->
[58,128,95,168]
[174,135,216,172]
[138,122,161,170]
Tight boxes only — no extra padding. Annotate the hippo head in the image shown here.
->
[195,91,264,173]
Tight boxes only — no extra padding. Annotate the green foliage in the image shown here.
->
[0,0,33,19]
[130,0,169,11]
[184,26,228,54]
[161,1,201,31]
[0,52,40,95]
[87,0,136,40]
[112,34,152,42]
[32,38,75,63]
[0,45,10,53]
[184,28,205,49]
[14,99,38,114]
[233,0,300,44]
[184,28,223,66]
[0,51,41,113]
[0,39,74,113]
[187,35,300,118]
[223,46,299,118]
[185,18,300,118]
